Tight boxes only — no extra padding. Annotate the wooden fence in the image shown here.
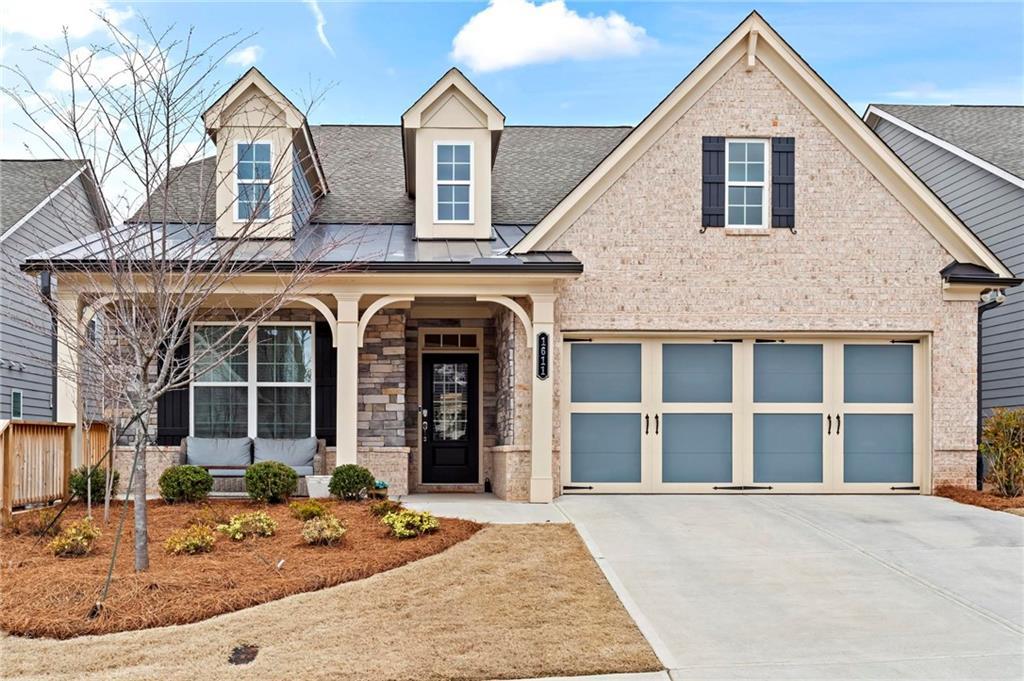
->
[0,420,112,524]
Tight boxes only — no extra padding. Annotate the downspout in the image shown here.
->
[976,290,1006,490]
[40,271,58,421]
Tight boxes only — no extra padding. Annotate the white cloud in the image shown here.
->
[451,0,650,72]
[884,81,1024,105]
[1,0,132,41]
[303,0,335,56]
[227,45,264,67]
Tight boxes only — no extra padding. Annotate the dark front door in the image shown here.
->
[421,353,479,484]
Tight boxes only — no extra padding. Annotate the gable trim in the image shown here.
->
[511,12,1012,280]
[0,165,85,245]
[865,106,1024,191]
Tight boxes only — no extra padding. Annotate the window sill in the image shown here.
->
[724,226,770,236]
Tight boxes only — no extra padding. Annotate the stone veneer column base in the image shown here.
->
[356,446,411,497]
[113,445,181,496]
[488,445,532,501]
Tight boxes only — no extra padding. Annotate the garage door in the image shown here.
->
[563,337,924,494]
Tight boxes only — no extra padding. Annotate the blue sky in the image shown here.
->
[2,1,1022,147]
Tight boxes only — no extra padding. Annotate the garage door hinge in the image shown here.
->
[713,485,774,490]
[562,485,594,491]
[754,339,786,343]
[890,485,920,491]
[713,338,743,343]
[890,339,920,344]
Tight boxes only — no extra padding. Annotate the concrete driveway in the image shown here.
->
[556,495,1024,680]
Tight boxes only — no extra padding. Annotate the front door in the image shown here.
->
[421,353,479,484]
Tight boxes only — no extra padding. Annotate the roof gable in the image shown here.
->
[510,12,1012,279]
[0,159,107,242]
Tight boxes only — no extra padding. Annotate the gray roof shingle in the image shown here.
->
[1,159,86,231]
[130,125,631,226]
[873,104,1024,179]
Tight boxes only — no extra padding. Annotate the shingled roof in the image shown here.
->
[130,125,631,226]
[872,105,1024,179]
[1,159,87,232]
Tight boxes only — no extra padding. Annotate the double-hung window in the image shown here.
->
[435,142,472,222]
[191,324,313,439]
[236,142,272,221]
[725,139,767,228]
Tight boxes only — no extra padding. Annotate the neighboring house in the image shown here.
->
[27,13,1020,501]
[0,160,107,420]
[864,105,1023,415]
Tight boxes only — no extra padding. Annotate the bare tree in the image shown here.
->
[3,16,347,577]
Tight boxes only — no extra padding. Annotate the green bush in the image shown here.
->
[158,465,214,503]
[69,465,119,500]
[301,515,346,545]
[216,511,277,540]
[328,464,375,500]
[48,518,101,557]
[380,509,440,539]
[244,461,297,503]
[289,499,329,521]
[981,408,1024,497]
[164,524,216,555]
[12,507,62,537]
[369,499,403,518]
[185,504,231,528]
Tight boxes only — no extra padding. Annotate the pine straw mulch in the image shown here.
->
[0,499,480,639]
[934,485,1024,513]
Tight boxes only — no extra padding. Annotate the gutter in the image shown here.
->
[976,291,1007,490]
[21,259,584,276]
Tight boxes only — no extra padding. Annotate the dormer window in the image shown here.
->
[435,142,472,222]
[237,142,272,221]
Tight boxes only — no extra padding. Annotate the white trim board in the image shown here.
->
[865,106,1024,191]
[0,166,85,245]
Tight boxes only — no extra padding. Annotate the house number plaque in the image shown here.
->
[536,332,549,380]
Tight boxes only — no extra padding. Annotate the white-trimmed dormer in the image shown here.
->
[203,68,327,239]
[402,68,504,240]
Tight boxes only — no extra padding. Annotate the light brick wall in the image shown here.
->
[550,60,978,490]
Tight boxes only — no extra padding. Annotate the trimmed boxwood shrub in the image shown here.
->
[164,524,216,555]
[48,518,101,557]
[244,460,297,503]
[69,465,119,500]
[328,464,375,500]
[158,465,214,503]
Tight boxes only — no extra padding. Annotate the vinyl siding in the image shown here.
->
[874,119,1024,412]
[0,174,102,419]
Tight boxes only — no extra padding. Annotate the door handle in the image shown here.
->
[645,414,649,434]
[655,414,659,435]
[836,414,841,435]
[827,414,832,434]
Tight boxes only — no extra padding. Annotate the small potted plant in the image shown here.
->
[306,474,332,499]
[371,479,389,499]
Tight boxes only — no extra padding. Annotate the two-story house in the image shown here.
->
[27,13,1019,501]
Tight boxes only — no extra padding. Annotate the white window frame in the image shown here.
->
[234,140,273,223]
[433,140,474,224]
[725,138,768,229]
[189,322,315,439]
[11,389,23,419]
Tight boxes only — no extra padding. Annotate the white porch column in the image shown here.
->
[335,293,361,464]
[529,293,556,503]
[54,292,83,466]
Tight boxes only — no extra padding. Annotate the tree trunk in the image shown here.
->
[131,425,149,571]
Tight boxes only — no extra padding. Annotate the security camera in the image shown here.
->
[980,290,1006,304]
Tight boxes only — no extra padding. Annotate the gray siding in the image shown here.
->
[874,119,1024,412]
[0,175,102,419]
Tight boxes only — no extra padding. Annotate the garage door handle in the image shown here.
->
[654,414,659,434]
[827,414,832,434]
[836,414,841,435]
[645,414,649,434]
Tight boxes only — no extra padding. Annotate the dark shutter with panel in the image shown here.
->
[701,136,726,228]
[771,137,795,229]
[155,332,190,446]
[314,321,337,446]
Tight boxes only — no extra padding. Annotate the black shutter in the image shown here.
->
[771,137,795,229]
[701,136,726,228]
[314,321,337,446]
[155,330,190,446]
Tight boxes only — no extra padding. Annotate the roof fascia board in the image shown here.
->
[865,106,1024,190]
[512,14,1013,279]
[0,165,85,244]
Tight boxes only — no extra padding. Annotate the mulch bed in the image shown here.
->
[0,499,480,639]
[934,485,1024,512]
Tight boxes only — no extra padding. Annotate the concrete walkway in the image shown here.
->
[400,493,568,524]
[557,494,1024,680]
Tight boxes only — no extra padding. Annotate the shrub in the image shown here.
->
[289,499,329,521]
[164,524,216,555]
[12,508,62,537]
[328,464,375,500]
[380,509,440,539]
[369,499,403,518]
[217,511,277,540]
[301,515,346,545]
[48,518,101,557]
[158,465,214,503]
[69,465,119,500]
[244,461,297,503]
[981,408,1024,497]
[186,504,231,528]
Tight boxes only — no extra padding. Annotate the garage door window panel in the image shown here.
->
[754,413,824,483]
[571,413,642,483]
[571,344,642,403]
[663,413,732,483]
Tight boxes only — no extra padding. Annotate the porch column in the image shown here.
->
[54,292,82,466]
[529,293,556,503]
[335,293,361,465]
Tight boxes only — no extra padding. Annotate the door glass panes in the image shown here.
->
[256,387,312,439]
[663,344,732,402]
[432,362,469,441]
[571,344,641,403]
[844,414,913,483]
[844,345,913,403]
[193,326,248,383]
[257,326,312,382]
[193,386,248,438]
[753,414,823,483]
[663,413,732,482]
[571,413,641,482]
[754,344,823,403]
